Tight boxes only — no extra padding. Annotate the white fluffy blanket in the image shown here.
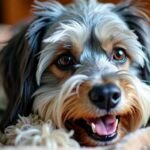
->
[0,114,150,150]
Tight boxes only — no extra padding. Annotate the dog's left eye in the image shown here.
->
[55,53,76,71]
[112,48,127,64]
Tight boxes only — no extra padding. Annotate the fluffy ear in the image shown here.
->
[0,27,37,130]
[27,0,65,50]
[0,0,65,130]
[113,0,150,82]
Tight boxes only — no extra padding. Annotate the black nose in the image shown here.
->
[89,83,121,111]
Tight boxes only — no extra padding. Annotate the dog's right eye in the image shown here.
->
[112,47,127,65]
[55,53,76,71]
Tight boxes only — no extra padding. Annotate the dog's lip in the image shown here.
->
[65,115,120,142]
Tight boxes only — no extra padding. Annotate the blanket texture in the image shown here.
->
[1,114,150,150]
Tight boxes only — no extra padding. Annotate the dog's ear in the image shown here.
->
[0,27,38,130]
[27,0,65,50]
[113,0,150,82]
[0,1,65,130]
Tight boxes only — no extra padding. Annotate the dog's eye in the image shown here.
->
[55,53,76,70]
[112,48,127,64]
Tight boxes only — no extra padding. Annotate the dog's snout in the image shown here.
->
[89,83,121,111]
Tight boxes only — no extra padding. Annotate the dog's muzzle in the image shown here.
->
[65,83,121,144]
[80,83,121,142]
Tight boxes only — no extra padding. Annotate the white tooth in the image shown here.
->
[91,123,96,133]
[115,119,119,126]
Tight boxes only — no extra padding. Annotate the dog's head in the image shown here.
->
[1,0,150,146]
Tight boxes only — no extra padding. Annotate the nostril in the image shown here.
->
[89,89,99,102]
[109,85,121,108]
[112,91,121,101]
[89,86,103,102]
[111,91,121,109]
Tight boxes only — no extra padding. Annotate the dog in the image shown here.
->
[0,0,150,147]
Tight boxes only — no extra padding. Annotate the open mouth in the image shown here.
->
[66,115,119,142]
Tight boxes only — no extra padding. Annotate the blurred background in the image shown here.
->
[0,0,121,25]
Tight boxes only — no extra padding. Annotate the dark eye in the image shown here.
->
[55,53,76,70]
[112,47,127,64]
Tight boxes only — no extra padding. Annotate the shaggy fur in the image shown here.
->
[0,0,150,147]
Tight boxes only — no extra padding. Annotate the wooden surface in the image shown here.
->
[2,0,150,25]
[2,0,71,25]
[2,0,120,25]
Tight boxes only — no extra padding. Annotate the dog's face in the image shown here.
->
[1,0,150,147]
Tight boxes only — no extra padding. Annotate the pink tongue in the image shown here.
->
[94,115,117,136]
